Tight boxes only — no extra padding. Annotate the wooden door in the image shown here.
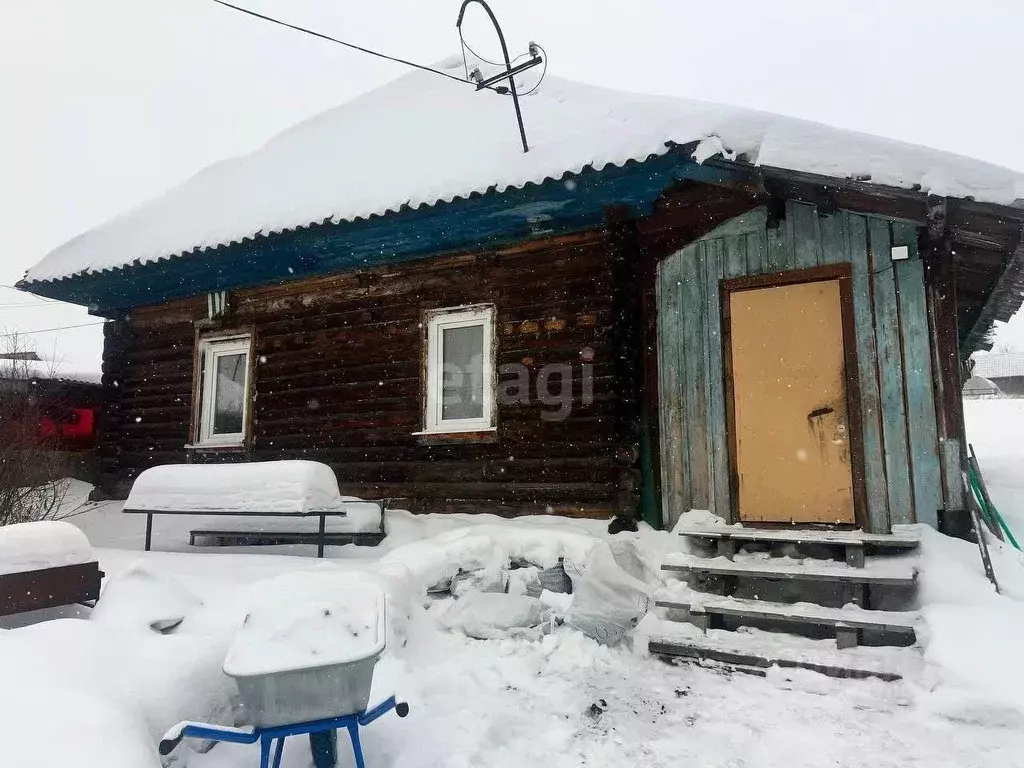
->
[728,277,855,524]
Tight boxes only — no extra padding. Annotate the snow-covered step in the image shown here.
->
[675,525,920,547]
[662,555,918,587]
[646,617,921,682]
[675,525,919,567]
[656,594,918,648]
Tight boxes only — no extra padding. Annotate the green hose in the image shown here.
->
[968,463,1021,550]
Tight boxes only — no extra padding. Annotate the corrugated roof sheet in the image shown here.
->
[24,58,1024,284]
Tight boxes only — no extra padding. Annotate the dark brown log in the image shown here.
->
[99,230,621,516]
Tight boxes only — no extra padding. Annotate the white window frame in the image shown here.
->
[195,335,252,447]
[423,305,496,434]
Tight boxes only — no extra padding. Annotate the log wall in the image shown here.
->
[97,230,624,518]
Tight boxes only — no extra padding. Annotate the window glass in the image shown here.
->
[441,325,484,421]
[195,336,250,445]
[213,352,247,435]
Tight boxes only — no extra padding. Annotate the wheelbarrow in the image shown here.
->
[161,579,405,768]
[159,696,409,768]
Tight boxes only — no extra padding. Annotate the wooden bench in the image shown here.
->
[123,462,385,557]
[188,527,385,548]
[125,507,382,558]
[0,561,103,618]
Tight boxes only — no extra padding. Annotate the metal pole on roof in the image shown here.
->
[456,0,530,153]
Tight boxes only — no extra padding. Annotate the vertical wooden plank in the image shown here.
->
[926,226,967,517]
[890,221,920,259]
[846,213,889,532]
[818,212,844,267]
[896,257,942,528]
[941,438,965,509]
[766,214,790,273]
[657,253,689,524]
[682,243,709,510]
[724,233,747,278]
[746,230,768,275]
[656,258,677,523]
[869,217,914,526]
[705,238,730,520]
[791,202,823,268]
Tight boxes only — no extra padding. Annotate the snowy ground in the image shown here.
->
[1,402,1024,767]
[965,398,1024,537]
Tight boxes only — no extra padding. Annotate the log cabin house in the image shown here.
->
[18,61,1024,536]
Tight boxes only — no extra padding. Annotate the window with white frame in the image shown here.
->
[195,335,251,446]
[424,306,495,433]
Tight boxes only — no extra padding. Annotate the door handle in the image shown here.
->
[807,406,835,420]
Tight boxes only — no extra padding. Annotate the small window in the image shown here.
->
[424,306,495,433]
[196,335,251,446]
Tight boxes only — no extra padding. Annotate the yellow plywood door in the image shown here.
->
[730,278,855,524]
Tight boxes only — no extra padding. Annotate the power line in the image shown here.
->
[0,285,60,303]
[211,0,475,86]
[462,37,523,69]
[0,322,106,338]
[518,43,548,96]
[0,302,72,309]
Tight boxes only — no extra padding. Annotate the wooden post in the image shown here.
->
[923,197,967,527]
[606,207,644,528]
[96,315,131,499]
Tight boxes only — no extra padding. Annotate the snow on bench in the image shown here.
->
[123,461,383,555]
[0,521,102,616]
[0,520,94,576]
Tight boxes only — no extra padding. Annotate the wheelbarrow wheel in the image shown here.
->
[309,730,338,768]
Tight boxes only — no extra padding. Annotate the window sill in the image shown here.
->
[412,427,498,445]
[184,442,247,451]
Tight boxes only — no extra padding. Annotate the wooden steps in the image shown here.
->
[656,523,923,666]
[656,594,917,648]
[647,618,916,682]
[674,525,920,548]
[674,525,919,568]
[662,555,917,587]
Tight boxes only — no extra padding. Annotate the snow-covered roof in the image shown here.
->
[25,58,1024,284]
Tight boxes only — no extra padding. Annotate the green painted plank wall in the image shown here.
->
[656,202,945,532]
[868,218,914,525]
[845,214,889,531]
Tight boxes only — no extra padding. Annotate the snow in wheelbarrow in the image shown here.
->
[161,572,408,768]
[224,573,388,727]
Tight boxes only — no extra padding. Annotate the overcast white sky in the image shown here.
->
[3,0,1024,374]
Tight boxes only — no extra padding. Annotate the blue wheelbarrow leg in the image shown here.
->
[346,723,366,768]
[309,729,338,768]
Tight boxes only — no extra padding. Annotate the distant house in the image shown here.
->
[971,353,1024,396]
[963,375,1001,399]
[0,358,103,483]
[16,61,1024,534]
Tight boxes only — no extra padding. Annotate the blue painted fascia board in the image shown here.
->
[22,151,737,312]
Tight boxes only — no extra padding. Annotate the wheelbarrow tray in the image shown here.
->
[232,651,383,728]
[224,580,388,728]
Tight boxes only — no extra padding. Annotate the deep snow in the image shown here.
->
[1,401,1023,767]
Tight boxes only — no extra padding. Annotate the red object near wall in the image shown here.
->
[40,406,98,450]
